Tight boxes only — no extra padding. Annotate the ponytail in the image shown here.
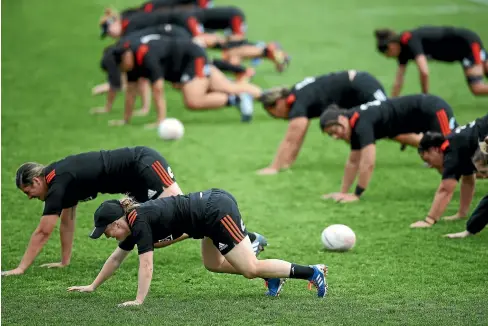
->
[119,195,140,215]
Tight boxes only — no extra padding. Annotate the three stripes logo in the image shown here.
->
[128,210,137,227]
[45,170,56,184]
[220,215,245,244]
[151,161,174,188]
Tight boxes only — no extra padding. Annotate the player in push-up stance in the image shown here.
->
[256,70,387,175]
[67,189,328,306]
[319,94,457,203]
[412,114,488,229]
[1,147,267,277]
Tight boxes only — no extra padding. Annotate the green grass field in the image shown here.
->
[2,0,488,325]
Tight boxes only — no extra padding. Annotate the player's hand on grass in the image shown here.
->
[443,230,472,239]
[67,285,96,293]
[39,262,68,269]
[442,213,465,221]
[134,108,150,117]
[410,220,433,228]
[257,167,279,175]
[92,84,110,96]
[336,194,359,203]
[322,192,344,200]
[1,267,25,277]
[90,107,110,115]
[108,119,127,126]
[322,193,358,203]
[117,300,142,307]
[144,122,158,129]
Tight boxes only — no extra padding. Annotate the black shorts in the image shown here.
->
[458,31,487,68]
[179,45,211,83]
[203,189,248,255]
[350,71,388,105]
[204,9,246,36]
[131,147,176,202]
[467,194,488,234]
[421,96,457,136]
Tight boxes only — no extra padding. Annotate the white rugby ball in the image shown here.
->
[321,224,356,251]
[158,118,184,140]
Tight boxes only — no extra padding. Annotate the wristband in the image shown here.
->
[354,185,365,197]
[425,216,437,225]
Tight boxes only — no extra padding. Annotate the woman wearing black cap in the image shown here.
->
[67,190,329,305]
[374,26,488,96]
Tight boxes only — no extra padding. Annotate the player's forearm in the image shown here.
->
[152,89,166,123]
[357,162,375,190]
[340,161,359,193]
[124,85,138,123]
[105,88,118,112]
[136,256,153,303]
[458,175,476,216]
[59,217,75,265]
[18,230,52,271]
[419,72,429,94]
[91,250,128,289]
[153,234,189,249]
[270,141,290,170]
[428,188,454,220]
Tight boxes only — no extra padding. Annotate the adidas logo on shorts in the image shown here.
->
[147,189,157,199]
[218,243,228,251]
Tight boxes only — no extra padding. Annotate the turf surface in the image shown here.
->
[2,0,488,325]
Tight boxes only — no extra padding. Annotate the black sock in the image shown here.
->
[227,94,238,106]
[248,232,256,242]
[289,264,314,280]
[212,59,246,74]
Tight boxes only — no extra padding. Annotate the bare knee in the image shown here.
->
[204,262,221,273]
[240,265,259,279]
[183,96,203,109]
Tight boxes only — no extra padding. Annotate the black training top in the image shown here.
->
[118,191,210,254]
[123,37,206,83]
[42,147,158,216]
[345,94,445,150]
[442,114,488,180]
[141,0,212,12]
[102,25,192,88]
[121,10,202,37]
[397,26,481,65]
[189,6,244,30]
[286,71,369,120]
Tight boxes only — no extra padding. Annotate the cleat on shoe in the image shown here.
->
[265,278,287,297]
[251,232,268,256]
[307,264,328,298]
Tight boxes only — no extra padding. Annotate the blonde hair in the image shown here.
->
[15,162,45,188]
[259,86,290,107]
[100,7,119,25]
[119,195,140,215]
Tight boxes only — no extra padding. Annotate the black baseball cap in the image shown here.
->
[89,199,125,239]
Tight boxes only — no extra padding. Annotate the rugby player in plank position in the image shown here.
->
[93,24,254,117]
[1,147,267,276]
[67,189,327,305]
[319,94,457,203]
[256,70,387,175]
[374,26,488,96]
[411,114,488,228]
[104,36,262,127]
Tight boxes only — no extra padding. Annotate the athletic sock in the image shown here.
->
[289,264,314,279]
